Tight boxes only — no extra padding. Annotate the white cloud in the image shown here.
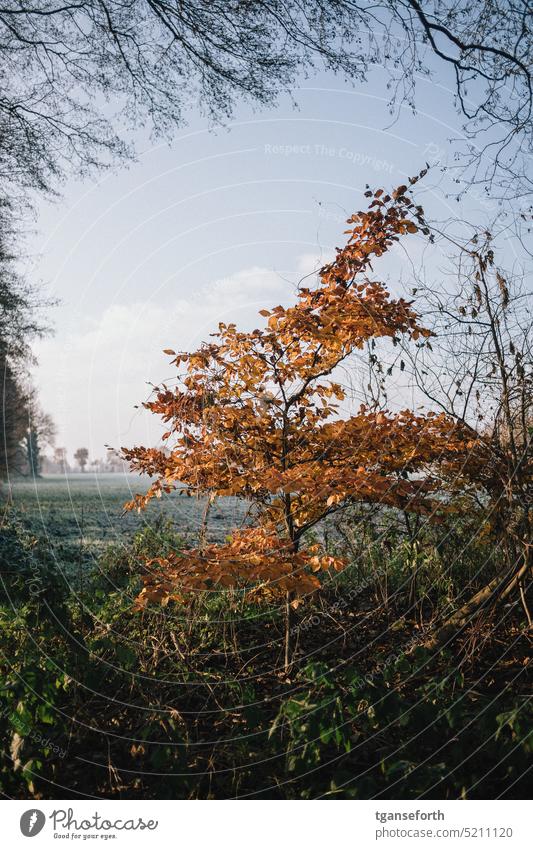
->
[33,264,299,461]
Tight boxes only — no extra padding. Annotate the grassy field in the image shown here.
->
[6,473,247,565]
[1,473,531,799]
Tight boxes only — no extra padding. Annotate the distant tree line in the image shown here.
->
[39,447,126,475]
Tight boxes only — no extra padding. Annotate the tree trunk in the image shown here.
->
[422,558,531,650]
[284,591,294,674]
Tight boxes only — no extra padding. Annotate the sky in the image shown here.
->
[29,62,517,462]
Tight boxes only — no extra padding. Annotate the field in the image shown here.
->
[7,473,247,566]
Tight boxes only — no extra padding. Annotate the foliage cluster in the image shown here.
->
[0,515,530,799]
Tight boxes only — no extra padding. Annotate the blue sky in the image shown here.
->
[29,63,515,460]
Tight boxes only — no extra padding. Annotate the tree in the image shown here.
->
[0,198,49,355]
[24,403,56,478]
[0,358,29,481]
[53,447,69,474]
[392,0,533,201]
[0,2,530,201]
[123,177,482,668]
[74,448,89,473]
[0,195,51,484]
[402,225,532,638]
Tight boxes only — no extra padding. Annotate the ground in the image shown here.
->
[1,474,530,799]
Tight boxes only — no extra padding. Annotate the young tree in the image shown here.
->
[74,448,89,473]
[124,179,482,668]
